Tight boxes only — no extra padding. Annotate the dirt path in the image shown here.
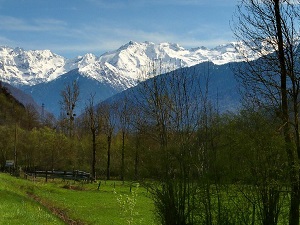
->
[27,192,86,225]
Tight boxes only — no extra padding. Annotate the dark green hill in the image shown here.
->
[0,82,40,129]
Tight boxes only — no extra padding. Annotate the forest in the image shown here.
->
[1,1,300,225]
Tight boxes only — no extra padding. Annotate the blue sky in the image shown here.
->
[0,0,239,58]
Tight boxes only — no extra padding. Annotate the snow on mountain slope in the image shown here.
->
[0,46,67,86]
[0,41,260,89]
[98,41,256,80]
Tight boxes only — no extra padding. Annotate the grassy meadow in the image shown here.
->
[0,173,64,225]
[0,173,156,225]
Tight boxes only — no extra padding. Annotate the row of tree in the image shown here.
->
[0,88,290,224]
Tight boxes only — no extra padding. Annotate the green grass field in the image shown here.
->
[0,173,64,225]
[0,173,156,225]
[0,172,293,225]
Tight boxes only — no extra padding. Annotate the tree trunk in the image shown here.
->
[274,1,300,224]
[290,185,300,225]
[121,131,125,181]
[134,149,139,180]
[134,134,140,180]
[106,134,111,180]
[92,129,96,180]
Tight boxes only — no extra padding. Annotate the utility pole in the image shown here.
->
[14,121,17,173]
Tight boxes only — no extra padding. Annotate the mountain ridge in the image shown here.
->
[0,40,267,117]
[21,69,120,117]
[0,41,260,89]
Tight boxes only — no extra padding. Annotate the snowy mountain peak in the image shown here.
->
[159,42,185,51]
[190,46,208,51]
[0,41,261,88]
[128,40,136,45]
[0,46,67,86]
[78,53,98,67]
[117,40,138,51]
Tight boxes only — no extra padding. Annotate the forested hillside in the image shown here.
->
[0,82,42,130]
[0,82,42,169]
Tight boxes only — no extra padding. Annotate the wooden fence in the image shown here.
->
[25,170,91,182]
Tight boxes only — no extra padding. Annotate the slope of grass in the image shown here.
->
[34,180,156,225]
[0,173,156,225]
[0,173,64,225]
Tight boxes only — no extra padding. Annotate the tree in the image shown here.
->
[60,80,80,137]
[98,102,116,180]
[233,1,300,224]
[130,104,147,180]
[136,60,213,225]
[116,95,132,181]
[84,93,99,180]
[22,104,40,130]
[219,109,288,225]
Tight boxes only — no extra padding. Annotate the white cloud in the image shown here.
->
[86,0,239,8]
[39,23,235,58]
[143,0,238,6]
[4,18,235,58]
[85,0,127,8]
[0,16,32,30]
[34,18,68,27]
[0,2,237,57]
[0,16,67,32]
[0,35,15,46]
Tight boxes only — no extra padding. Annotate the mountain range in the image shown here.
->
[0,41,260,116]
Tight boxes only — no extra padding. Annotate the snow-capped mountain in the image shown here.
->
[0,41,267,116]
[95,41,261,81]
[0,41,259,89]
[0,46,66,86]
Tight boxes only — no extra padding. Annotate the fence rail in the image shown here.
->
[25,170,91,182]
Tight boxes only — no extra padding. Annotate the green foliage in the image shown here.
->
[0,83,40,130]
[0,91,24,126]
[218,110,287,184]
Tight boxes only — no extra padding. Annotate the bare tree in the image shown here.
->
[84,93,99,180]
[23,104,40,130]
[131,104,147,180]
[233,1,300,224]
[98,102,116,180]
[116,95,132,182]
[136,60,213,225]
[60,80,80,137]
